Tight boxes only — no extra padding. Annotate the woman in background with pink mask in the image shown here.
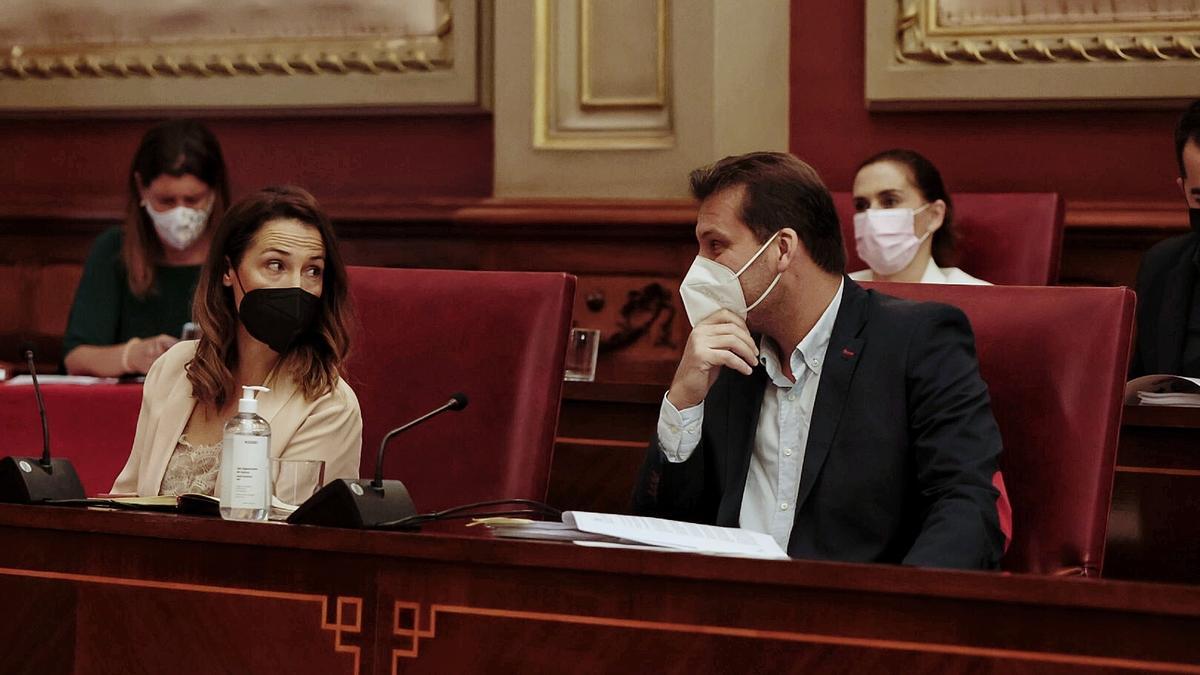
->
[64,119,230,376]
[848,149,989,285]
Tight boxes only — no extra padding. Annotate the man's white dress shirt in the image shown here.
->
[657,279,844,550]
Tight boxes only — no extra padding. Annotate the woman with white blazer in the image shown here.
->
[112,185,361,496]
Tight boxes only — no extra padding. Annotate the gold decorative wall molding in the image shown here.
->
[1,35,451,81]
[867,0,1200,109]
[896,0,1200,65]
[534,0,674,150]
[0,0,488,113]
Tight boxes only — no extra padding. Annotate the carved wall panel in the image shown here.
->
[866,0,1200,109]
[0,0,486,112]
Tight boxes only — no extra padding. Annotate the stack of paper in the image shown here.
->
[483,511,789,560]
[1125,375,1200,407]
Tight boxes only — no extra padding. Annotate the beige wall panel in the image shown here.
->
[495,0,790,199]
[582,0,665,105]
[546,0,671,144]
[713,0,790,159]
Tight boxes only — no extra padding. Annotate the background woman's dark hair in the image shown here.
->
[858,148,958,267]
[188,185,352,409]
[689,151,845,274]
[123,119,231,298]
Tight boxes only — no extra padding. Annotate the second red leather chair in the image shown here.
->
[345,267,576,513]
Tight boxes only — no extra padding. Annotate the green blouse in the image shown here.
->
[62,227,201,357]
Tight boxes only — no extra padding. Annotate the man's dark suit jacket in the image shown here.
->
[633,278,1004,570]
[1131,232,1199,377]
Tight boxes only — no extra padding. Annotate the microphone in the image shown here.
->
[0,350,86,503]
[288,393,469,528]
[372,393,467,490]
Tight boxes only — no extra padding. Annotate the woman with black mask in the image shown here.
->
[111,186,361,497]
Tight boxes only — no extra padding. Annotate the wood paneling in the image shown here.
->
[3,504,1200,674]
[0,114,493,216]
[0,196,1187,368]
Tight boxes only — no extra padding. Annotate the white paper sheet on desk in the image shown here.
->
[564,511,789,559]
[4,375,119,386]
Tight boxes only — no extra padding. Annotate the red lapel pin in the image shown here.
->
[841,347,856,359]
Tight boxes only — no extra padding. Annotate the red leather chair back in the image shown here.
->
[833,192,1064,285]
[0,384,141,496]
[345,267,576,512]
[862,282,1135,575]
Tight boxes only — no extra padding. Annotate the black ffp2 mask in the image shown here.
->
[238,286,320,353]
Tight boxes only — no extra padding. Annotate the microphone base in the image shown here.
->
[0,457,86,503]
[286,479,417,529]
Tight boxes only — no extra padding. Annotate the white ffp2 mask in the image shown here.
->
[852,204,932,277]
[144,201,211,251]
[678,231,782,327]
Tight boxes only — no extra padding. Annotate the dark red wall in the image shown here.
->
[0,114,492,212]
[789,0,1185,202]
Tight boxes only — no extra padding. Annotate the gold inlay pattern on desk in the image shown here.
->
[388,599,1197,672]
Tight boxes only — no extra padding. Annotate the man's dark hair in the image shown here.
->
[1175,99,1200,178]
[688,152,845,274]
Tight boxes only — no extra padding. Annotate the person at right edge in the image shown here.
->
[1131,99,1200,378]
[632,152,1005,569]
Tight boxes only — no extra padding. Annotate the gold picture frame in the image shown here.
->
[0,0,488,114]
[866,0,1200,110]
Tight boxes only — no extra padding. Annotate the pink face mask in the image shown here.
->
[852,203,932,276]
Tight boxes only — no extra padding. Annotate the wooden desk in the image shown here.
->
[552,385,1200,585]
[1104,404,1200,584]
[2,504,1199,674]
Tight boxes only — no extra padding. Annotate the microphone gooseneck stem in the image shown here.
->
[25,350,51,468]
[372,400,457,490]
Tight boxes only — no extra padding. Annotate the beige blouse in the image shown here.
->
[159,435,222,496]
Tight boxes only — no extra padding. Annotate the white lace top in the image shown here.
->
[159,435,222,496]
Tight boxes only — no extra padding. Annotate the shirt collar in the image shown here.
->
[758,277,845,387]
[919,257,948,283]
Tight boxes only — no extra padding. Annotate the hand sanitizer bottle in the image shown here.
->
[219,385,271,521]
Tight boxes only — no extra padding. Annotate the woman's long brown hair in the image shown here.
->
[187,186,352,409]
[122,119,230,298]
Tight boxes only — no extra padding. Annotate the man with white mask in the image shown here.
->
[633,151,1006,569]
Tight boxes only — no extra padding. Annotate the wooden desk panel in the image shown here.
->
[1,505,1199,674]
[1104,405,1200,585]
